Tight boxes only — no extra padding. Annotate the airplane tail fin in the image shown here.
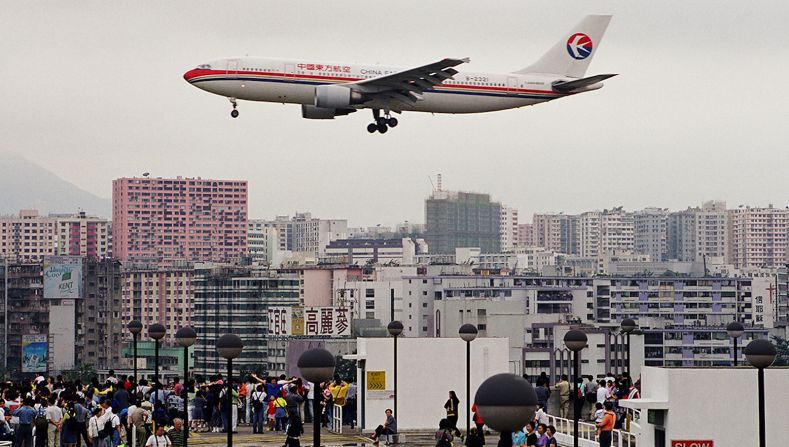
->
[514,15,612,78]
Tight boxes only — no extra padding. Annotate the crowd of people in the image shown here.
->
[0,370,359,447]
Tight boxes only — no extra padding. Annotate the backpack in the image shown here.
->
[251,392,264,411]
[98,416,114,439]
[435,429,452,447]
[34,408,48,431]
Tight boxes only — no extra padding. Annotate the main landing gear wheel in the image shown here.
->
[367,109,398,133]
[228,97,239,118]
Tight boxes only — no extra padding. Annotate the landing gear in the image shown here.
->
[367,109,398,133]
[228,97,239,118]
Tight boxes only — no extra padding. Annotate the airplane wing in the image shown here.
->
[552,74,617,92]
[350,57,469,107]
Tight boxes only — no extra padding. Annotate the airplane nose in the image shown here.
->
[183,69,199,83]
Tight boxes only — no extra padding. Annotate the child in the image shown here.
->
[593,402,604,437]
[267,395,277,431]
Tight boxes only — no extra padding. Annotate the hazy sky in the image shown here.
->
[2,1,788,226]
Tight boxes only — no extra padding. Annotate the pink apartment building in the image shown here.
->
[112,177,248,264]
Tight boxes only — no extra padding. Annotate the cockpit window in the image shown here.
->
[197,64,212,69]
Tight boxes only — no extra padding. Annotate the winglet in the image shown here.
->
[461,57,470,63]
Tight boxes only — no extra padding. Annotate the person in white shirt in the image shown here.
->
[533,406,548,425]
[596,380,608,404]
[88,407,106,446]
[45,396,63,447]
[145,425,172,447]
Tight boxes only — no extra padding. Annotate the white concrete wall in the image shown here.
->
[629,366,789,446]
[356,337,510,431]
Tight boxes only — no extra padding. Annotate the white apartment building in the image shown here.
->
[53,211,111,259]
[292,212,348,257]
[634,208,668,261]
[0,210,57,261]
[728,205,789,269]
[532,213,579,254]
[247,220,279,265]
[695,200,728,261]
[580,208,634,258]
[499,206,519,252]
[324,238,424,266]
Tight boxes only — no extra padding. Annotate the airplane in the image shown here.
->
[183,15,615,134]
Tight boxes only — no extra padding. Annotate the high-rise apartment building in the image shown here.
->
[668,209,697,261]
[291,212,347,257]
[695,200,728,261]
[516,223,534,247]
[634,208,668,261]
[533,214,580,254]
[1,259,123,379]
[0,210,56,262]
[193,267,299,376]
[425,190,501,254]
[247,221,279,265]
[122,267,194,345]
[256,216,294,252]
[112,177,248,264]
[53,211,111,259]
[580,208,633,257]
[499,206,519,252]
[728,206,789,269]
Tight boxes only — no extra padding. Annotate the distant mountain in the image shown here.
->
[0,153,111,217]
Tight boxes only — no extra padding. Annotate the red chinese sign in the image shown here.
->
[296,63,351,73]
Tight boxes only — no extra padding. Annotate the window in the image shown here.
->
[422,303,427,308]
[365,288,375,298]
[478,324,487,330]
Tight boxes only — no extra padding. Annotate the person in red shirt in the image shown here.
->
[471,402,485,444]
[595,401,615,447]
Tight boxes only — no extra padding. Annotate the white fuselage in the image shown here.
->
[183,57,591,114]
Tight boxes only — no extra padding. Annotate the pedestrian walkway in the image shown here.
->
[185,426,369,446]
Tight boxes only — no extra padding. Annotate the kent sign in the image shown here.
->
[672,441,713,447]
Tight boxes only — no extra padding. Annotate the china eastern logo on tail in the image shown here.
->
[566,33,593,59]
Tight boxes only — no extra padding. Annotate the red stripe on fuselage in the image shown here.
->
[185,68,562,96]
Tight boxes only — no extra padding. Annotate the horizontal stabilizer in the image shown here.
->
[552,74,617,92]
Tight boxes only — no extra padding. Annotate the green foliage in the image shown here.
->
[63,363,97,383]
[334,355,357,382]
[770,336,789,366]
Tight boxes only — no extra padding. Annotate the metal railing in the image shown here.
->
[547,415,637,447]
[330,404,343,434]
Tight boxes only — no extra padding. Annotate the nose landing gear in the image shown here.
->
[367,109,398,134]
[229,97,239,118]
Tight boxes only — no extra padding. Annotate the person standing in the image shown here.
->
[166,419,184,447]
[144,425,171,447]
[443,391,461,437]
[250,385,267,434]
[471,402,485,444]
[524,422,537,446]
[534,382,550,414]
[595,401,615,447]
[13,397,37,447]
[554,375,570,419]
[545,426,558,447]
[46,396,63,447]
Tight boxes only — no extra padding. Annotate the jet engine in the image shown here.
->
[301,105,356,120]
[314,85,365,109]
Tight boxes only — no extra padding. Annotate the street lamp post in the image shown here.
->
[564,330,588,447]
[744,339,776,447]
[216,334,243,447]
[148,324,166,411]
[298,348,337,447]
[128,320,142,382]
[620,319,636,375]
[387,321,403,421]
[474,373,537,447]
[459,324,478,437]
[727,321,745,366]
[176,326,197,447]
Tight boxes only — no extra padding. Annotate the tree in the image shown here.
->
[771,336,789,366]
[63,363,97,383]
[334,355,357,382]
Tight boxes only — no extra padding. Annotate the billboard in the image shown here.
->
[22,335,48,373]
[43,256,83,299]
[267,306,351,337]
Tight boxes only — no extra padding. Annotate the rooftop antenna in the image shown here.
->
[142,172,150,178]
[437,173,443,192]
[428,176,436,191]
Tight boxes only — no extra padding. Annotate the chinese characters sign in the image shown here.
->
[296,63,351,73]
[267,306,351,337]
